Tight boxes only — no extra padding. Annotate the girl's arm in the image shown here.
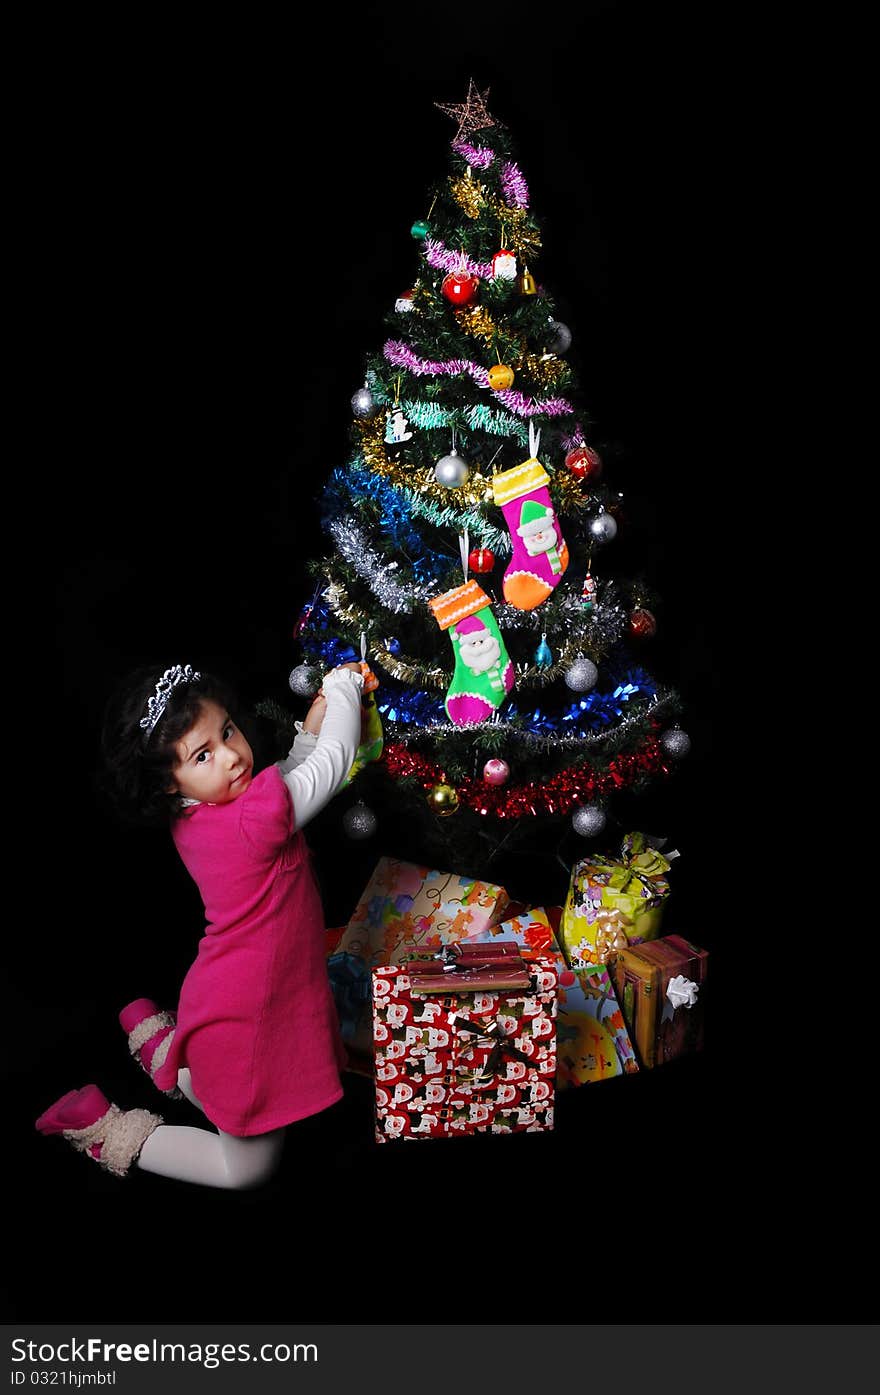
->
[277,666,363,829]
[276,724,319,774]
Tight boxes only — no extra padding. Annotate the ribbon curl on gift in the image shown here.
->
[452,1015,537,1086]
[579,832,673,919]
[591,910,630,961]
[661,974,700,1023]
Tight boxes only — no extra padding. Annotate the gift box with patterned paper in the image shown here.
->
[611,933,708,1069]
[328,859,510,1054]
[561,832,676,970]
[372,944,557,1141]
[468,907,638,1085]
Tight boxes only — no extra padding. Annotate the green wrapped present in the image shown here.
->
[561,832,676,970]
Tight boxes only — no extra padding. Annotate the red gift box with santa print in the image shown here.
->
[372,946,557,1142]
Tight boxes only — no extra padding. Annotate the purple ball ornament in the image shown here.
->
[483,758,510,786]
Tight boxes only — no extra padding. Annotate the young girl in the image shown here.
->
[36,658,364,1188]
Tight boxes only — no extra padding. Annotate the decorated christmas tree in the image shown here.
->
[288,82,690,877]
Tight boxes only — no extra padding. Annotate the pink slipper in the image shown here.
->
[119,997,182,1098]
[36,1085,162,1177]
[36,1084,109,1135]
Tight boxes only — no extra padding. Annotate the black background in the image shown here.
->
[9,2,839,1324]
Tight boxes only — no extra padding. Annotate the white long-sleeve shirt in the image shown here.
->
[275,665,363,829]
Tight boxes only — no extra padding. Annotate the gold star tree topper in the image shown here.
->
[435,80,499,142]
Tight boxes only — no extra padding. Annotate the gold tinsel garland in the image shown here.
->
[447,175,542,259]
[547,469,594,516]
[517,351,568,390]
[449,172,485,220]
[485,196,542,260]
[452,307,567,391]
[453,304,499,347]
[357,414,594,518]
[357,416,494,510]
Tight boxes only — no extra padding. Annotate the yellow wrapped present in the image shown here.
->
[561,832,675,970]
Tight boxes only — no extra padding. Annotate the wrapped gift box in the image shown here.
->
[372,944,557,1141]
[468,907,638,1085]
[611,933,708,1069]
[561,832,675,970]
[328,859,509,1054]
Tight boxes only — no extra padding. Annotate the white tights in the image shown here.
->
[136,1069,286,1190]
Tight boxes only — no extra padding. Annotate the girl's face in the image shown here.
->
[168,700,254,805]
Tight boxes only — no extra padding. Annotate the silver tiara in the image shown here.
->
[139,664,201,738]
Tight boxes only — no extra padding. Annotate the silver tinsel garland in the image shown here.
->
[494,591,626,644]
[325,516,433,612]
[383,690,675,751]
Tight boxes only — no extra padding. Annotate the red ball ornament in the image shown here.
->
[441,272,480,306]
[565,446,603,482]
[629,607,657,638]
[483,758,510,786]
[468,547,495,574]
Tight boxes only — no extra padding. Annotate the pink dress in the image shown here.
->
[152,764,346,1136]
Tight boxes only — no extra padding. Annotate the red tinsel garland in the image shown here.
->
[383,732,672,817]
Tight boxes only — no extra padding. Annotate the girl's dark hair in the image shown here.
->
[100,664,239,826]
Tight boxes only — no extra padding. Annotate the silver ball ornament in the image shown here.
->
[342,801,377,840]
[288,663,320,697]
[589,511,618,544]
[548,319,572,354]
[564,655,599,692]
[434,449,470,488]
[351,386,376,418]
[571,804,607,837]
[660,729,692,760]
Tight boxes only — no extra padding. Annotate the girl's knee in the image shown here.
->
[225,1156,280,1190]
[221,1130,285,1190]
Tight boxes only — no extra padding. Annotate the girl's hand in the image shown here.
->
[301,693,327,735]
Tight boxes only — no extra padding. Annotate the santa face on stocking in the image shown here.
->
[517,502,561,564]
[457,620,503,675]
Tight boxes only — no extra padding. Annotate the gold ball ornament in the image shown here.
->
[427,783,460,816]
[488,363,515,391]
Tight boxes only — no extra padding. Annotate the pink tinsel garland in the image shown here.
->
[496,391,575,419]
[382,341,574,418]
[384,339,490,384]
[452,140,495,169]
[424,237,493,280]
[501,161,529,209]
[561,426,587,450]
